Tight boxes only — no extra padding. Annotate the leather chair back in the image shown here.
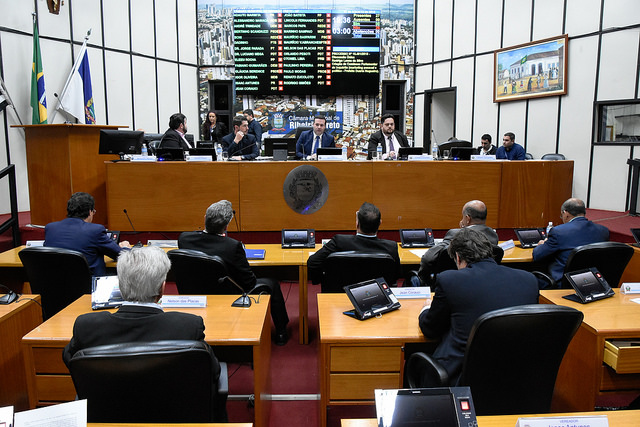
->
[323,251,398,293]
[167,249,233,294]
[460,304,583,415]
[541,153,566,160]
[68,340,227,423]
[563,241,634,288]
[19,246,92,320]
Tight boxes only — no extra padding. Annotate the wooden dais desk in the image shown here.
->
[318,293,428,427]
[540,289,640,412]
[21,295,272,427]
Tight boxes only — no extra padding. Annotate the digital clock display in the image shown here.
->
[233,10,381,95]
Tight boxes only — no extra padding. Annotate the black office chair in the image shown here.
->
[534,241,634,289]
[321,251,399,293]
[167,249,269,295]
[68,340,228,423]
[541,153,566,160]
[525,152,534,160]
[405,304,583,415]
[294,126,312,142]
[18,246,93,320]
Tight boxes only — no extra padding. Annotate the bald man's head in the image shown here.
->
[461,200,488,226]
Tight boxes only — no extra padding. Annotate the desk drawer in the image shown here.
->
[329,373,400,400]
[32,348,68,374]
[36,374,76,402]
[330,346,402,372]
[604,340,640,374]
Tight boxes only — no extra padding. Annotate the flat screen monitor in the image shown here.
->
[99,130,144,157]
[450,146,475,160]
[397,147,423,160]
[264,138,296,156]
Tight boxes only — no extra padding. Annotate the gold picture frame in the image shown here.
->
[494,34,568,103]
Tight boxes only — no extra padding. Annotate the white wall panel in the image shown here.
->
[105,51,133,128]
[498,102,527,148]
[37,1,70,41]
[415,65,432,93]
[0,0,34,33]
[597,30,639,101]
[565,0,600,36]
[71,0,102,45]
[452,58,474,140]
[414,93,425,147]
[590,145,631,211]
[415,0,433,63]
[603,0,640,29]
[179,0,197,64]
[557,37,599,201]
[433,62,451,89]
[131,0,156,57]
[526,97,559,158]
[473,54,499,142]
[433,0,452,62]
[132,56,159,132]
[102,0,130,51]
[452,0,475,58]
[476,0,502,53]
[157,61,180,130]
[531,0,564,41]
[179,65,199,129]
[155,0,178,61]
[502,0,532,48]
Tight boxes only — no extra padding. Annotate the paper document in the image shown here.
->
[14,399,87,427]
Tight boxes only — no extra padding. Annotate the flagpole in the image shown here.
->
[0,75,24,126]
[50,28,91,123]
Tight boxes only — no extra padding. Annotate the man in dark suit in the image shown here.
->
[418,228,539,385]
[296,115,335,160]
[243,108,263,147]
[416,200,498,285]
[159,112,192,150]
[62,246,211,364]
[178,200,290,345]
[476,133,497,155]
[44,192,131,276]
[367,113,409,160]
[307,202,401,285]
[533,198,609,284]
[222,115,260,160]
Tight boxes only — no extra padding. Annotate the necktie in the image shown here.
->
[313,135,320,154]
[388,135,395,153]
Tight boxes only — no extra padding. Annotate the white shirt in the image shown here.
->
[383,133,398,160]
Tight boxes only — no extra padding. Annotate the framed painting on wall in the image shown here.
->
[493,34,568,103]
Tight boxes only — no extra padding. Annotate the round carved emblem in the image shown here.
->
[283,165,329,214]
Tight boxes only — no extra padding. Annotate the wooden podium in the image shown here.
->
[17,124,121,225]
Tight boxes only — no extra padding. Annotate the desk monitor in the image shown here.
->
[264,138,296,157]
[281,229,315,248]
[316,147,341,156]
[273,142,288,161]
[343,277,400,320]
[155,147,185,161]
[99,130,144,158]
[450,146,475,160]
[397,147,423,160]
[436,139,472,158]
[514,228,547,248]
[563,267,614,304]
[399,228,435,248]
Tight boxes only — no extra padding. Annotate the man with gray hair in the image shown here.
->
[178,200,290,345]
[415,200,498,285]
[62,247,212,366]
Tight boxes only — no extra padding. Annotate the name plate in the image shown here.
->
[620,283,640,294]
[392,286,431,299]
[186,155,213,162]
[516,415,608,427]
[408,154,434,161]
[160,295,207,308]
[317,155,343,161]
[499,239,516,250]
[130,155,157,162]
[471,154,497,161]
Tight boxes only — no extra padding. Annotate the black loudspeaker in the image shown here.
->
[382,80,406,133]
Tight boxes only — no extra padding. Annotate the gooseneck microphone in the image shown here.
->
[224,276,252,307]
[123,209,143,247]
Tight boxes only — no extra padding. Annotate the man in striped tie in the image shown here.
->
[367,113,409,160]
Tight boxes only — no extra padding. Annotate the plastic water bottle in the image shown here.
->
[216,143,223,162]
[140,143,148,156]
[546,221,553,235]
[376,143,382,161]
[432,143,438,160]
[342,144,348,160]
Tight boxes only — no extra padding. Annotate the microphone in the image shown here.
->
[232,209,239,233]
[229,136,258,159]
[222,276,252,307]
[0,284,18,304]
[123,209,143,247]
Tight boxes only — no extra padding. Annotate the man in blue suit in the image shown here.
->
[222,115,260,160]
[418,228,539,385]
[295,116,335,160]
[533,198,609,285]
[45,192,131,276]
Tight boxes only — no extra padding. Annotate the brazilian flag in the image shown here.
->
[30,20,47,124]
[520,55,528,65]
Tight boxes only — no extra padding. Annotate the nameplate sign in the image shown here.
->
[392,287,431,299]
[160,295,207,308]
[408,154,434,161]
[147,240,178,248]
[130,155,157,162]
[26,240,45,247]
[620,283,640,294]
[186,155,213,162]
[470,154,497,161]
[515,415,608,427]
[317,154,343,161]
[499,239,515,250]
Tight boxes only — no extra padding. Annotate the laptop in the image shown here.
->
[399,228,435,248]
[397,147,423,160]
[281,229,315,248]
[450,146,475,160]
[563,267,615,304]
[156,147,185,161]
[343,277,401,320]
[91,275,124,309]
[514,228,547,248]
[631,228,640,247]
